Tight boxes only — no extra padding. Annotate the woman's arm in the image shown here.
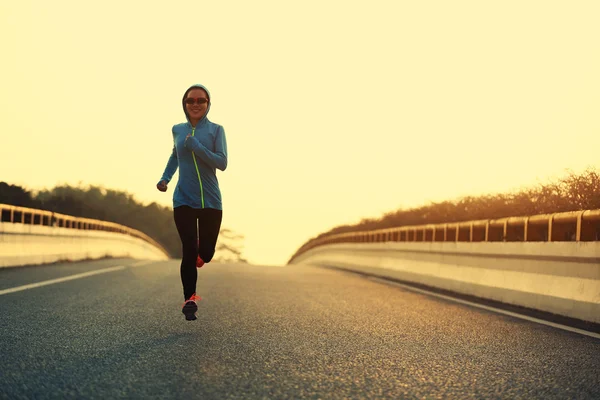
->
[158,146,179,186]
[185,126,228,171]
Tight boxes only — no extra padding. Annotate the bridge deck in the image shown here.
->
[1,260,599,399]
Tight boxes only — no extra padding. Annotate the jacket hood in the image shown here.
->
[182,84,211,124]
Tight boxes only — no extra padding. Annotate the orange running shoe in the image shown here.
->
[182,293,201,321]
[196,256,205,268]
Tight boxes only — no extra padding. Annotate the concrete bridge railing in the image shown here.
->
[0,204,170,267]
[289,209,600,324]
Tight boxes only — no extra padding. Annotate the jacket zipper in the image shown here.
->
[191,127,205,208]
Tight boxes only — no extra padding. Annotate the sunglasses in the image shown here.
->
[185,98,209,105]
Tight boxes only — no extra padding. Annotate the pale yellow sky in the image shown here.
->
[1,1,599,265]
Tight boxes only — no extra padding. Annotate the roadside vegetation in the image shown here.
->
[0,182,247,262]
[298,167,600,248]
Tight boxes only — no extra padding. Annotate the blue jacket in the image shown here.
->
[159,84,228,210]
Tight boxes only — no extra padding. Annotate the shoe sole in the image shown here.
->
[182,301,198,321]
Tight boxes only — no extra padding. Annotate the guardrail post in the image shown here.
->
[503,220,508,242]
[576,211,583,242]
[548,214,554,242]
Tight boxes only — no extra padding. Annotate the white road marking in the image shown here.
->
[369,276,600,340]
[0,266,126,296]
[130,260,157,268]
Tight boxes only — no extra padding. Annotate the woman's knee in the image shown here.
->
[199,248,216,263]
[181,241,197,257]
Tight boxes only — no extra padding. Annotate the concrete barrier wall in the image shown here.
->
[290,241,600,323]
[0,222,169,268]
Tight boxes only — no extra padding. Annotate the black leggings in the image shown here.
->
[173,206,222,300]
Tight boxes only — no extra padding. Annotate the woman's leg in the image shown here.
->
[197,208,223,263]
[173,206,198,300]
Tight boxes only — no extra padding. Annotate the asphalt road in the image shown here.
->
[1,259,599,399]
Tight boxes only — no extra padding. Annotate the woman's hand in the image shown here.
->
[185,134,196,149]
[157,180,168,192]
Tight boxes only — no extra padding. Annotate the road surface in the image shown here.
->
[1,259,599,399]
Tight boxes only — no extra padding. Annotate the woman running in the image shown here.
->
[157,84,228,321]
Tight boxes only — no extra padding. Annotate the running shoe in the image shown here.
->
[182,293,201,321]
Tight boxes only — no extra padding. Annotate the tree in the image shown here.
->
[0,182,39,208]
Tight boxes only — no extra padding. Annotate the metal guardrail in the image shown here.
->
[0,203,170,257]
[290,209,600,263]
